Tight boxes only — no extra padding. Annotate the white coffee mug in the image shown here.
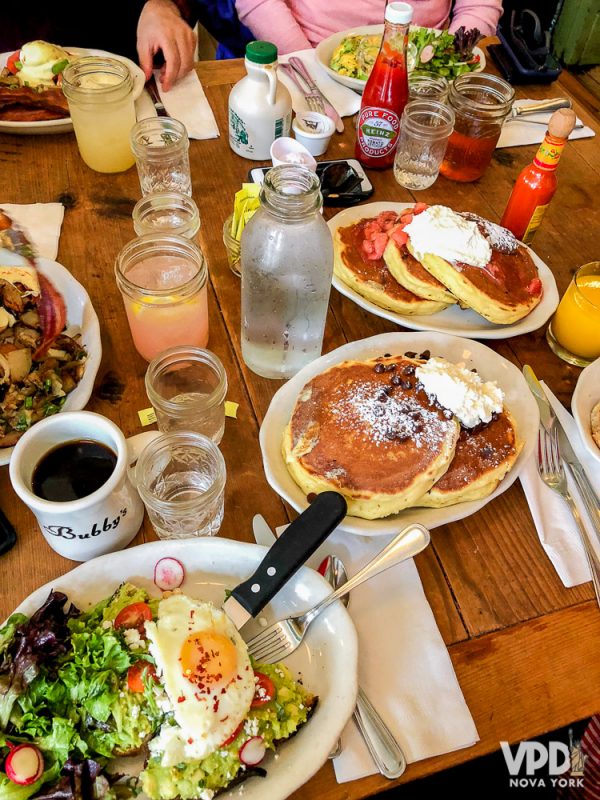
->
[10,411,159,562]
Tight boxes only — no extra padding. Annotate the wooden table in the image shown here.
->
[1,46,600,800]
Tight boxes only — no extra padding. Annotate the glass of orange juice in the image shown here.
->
[546,261,600,367]
[115,234,209,362]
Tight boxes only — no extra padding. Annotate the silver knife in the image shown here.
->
[523,365,600,534]
[287,56,344,134]
[510,98,572,119]
[252,514,277,547]
[222,491,347,629]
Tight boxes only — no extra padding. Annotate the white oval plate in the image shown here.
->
[315,25,485,93]
[572,356,600,464]
[328,202,559,340]
[260,331,539,537]
[11,537,358,800]
[0,256,101,465]
[0,47,145,135]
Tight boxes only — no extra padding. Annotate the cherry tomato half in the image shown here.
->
[114,602,153,633]
[6,51,21,75]
[251,672,276,708]
[219,721,244,748]
[127,661,157,693]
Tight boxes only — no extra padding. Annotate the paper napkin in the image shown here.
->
[279,49,361,118]
[519,382,600,587]
[155,70,219,140]
[275,524,479,782]
[497,99,595,149]
[0,203,65,261]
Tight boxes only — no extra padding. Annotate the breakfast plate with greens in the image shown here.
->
[0,538,358,800]
[315,24,485,92]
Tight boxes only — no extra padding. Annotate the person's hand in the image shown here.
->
[137,0,197,91]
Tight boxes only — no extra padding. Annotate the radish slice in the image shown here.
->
[5,744,44,785]
[154,558,185,591]
[420,45,435,63]
[239,736,266,766]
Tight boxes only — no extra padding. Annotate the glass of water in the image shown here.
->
[136,432,226,539]
[145,346,228,444]
[393,100,455,190]
[130,117,192,196]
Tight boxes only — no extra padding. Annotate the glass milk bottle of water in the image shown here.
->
[241,165,333,379]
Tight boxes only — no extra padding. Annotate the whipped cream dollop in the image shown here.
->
[415,357,504,428]
[404,205,492,268]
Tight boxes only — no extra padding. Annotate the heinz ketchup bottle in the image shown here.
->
[355,1,413,169]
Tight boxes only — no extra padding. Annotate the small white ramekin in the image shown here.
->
[292,112,335,156]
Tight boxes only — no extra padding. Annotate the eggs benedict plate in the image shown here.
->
[0,43,145,133]
[4,538,358,800]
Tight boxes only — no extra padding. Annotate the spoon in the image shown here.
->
[321,555,407,779]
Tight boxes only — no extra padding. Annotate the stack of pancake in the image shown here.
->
[283,352,521,519]
[333,204,544,325]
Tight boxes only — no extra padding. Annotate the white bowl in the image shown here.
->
[292,112,335,156]
[314,24,486,94]
[270,136,317,170]
[572,357,600,463]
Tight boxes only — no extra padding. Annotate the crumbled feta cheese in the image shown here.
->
[123,628,141,647]
[244,717,259,737]
[102,620,113,629]
[198,791,214,800]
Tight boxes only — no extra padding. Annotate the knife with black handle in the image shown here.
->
[222,491,347,628]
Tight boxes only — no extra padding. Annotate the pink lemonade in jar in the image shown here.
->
[115,236,209,363]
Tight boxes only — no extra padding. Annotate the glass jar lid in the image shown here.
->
[62,56,133,102]
[447,73,515,121]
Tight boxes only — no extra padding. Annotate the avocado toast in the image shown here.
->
[0,582,316,800]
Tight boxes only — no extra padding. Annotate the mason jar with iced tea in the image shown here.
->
[439,73,515,183]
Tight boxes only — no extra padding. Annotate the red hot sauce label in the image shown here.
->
[357,107,400,159]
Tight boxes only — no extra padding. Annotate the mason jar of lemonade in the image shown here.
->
[62,57,136,173]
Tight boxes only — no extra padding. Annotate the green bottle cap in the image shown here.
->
[245,41,278,64]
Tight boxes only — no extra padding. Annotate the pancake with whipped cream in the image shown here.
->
[282,353,460,519]
[333,212,450,316]
[381,206,457,305]
[410,357,521,507]
[404,206,543,324]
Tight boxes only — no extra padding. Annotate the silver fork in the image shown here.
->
[537,427,600,606]
[278,63,326,115]
[244,524,431,662]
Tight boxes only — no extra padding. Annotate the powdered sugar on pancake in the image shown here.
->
[329,377,449,448]
[460,212,519,254]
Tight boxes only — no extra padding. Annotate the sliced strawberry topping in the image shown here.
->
[527,277,542,297]
[400,213,414,225]
[376,211,399,231]
[391,228,409,248]
[363,232,389,260]
[413,203,429,214]
[363,219,382,239]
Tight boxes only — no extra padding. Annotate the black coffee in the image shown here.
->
[32,440,117,502]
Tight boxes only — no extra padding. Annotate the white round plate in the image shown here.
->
[0,256,101,465]
[315,25,486,93]
[11,537,358,800]
[0,47,145,135]
[328,202,559,339]
[572,357,600,464]
[260,331,539,537]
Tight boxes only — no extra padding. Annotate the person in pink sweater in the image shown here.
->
[235,0,502,54]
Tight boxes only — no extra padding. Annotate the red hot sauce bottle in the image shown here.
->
[500,108,577,244]
[355,1,413,170]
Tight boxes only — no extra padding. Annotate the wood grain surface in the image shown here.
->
[1,41,599,799]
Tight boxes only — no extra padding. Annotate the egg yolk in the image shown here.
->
[180,631,237,688]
